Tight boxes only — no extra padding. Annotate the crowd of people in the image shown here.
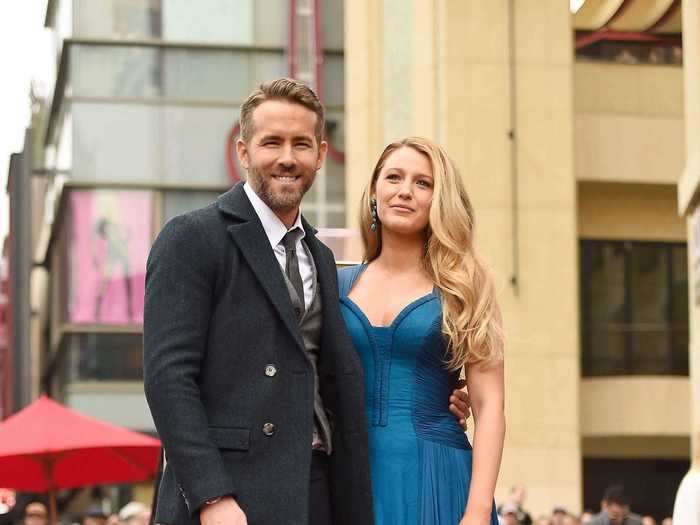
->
[497,485,674,525]
[11,500,149,525]
[6,483,677,525]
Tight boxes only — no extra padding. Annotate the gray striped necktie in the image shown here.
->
[281,228,305,316]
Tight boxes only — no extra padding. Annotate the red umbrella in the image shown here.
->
[0,395,161,523]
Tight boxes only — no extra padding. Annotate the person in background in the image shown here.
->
[118,502,150,525]
[551,507,569,525]
[580,510,594,524]
[660,518,672,525]
[589,485,642,525]
[81,506,107,525]
[21,503,48,525]
[641,516,657,525]
[497,485,533,525]
[500,503,521,525]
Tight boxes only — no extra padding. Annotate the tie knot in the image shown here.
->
[281,228,302,251]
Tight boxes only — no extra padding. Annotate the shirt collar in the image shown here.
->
[243,182,305,248]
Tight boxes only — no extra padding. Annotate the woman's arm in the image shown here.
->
[460,359,505,525]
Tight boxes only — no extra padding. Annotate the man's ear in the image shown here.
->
[316,140,328,170]
[236,138,250,170]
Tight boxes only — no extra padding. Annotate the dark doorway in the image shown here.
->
[583,457,689,521]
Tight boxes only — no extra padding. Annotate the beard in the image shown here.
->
[247,166,315,213]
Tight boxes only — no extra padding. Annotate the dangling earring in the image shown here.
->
[370,197,378,231]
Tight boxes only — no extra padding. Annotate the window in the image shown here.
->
[58,333,144,381]
[64,189,154,326]
[580,240,689,376]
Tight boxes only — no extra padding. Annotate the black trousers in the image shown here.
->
[309,450,332,525]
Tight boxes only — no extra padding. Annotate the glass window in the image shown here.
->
[162,0,252,44]
[583,242,626,375]
[163,191,221,223]
[324,110,345,206]
[253,0,287,46]
[74,0,162,39]
[71,101,235,186]
[160,105,239,186]
[72,44,259,103]
[162,49,251,101]
[322,53,344,108]
[65,189,153,326]
[72,44,162,99]
[320,0,344,50]
[629,245,671,373]
[60,333,144,381]
[580,240,689,376]
[251,52,287,85]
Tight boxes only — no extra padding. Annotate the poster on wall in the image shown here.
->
[68,190,152,325]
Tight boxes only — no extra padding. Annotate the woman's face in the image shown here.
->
[373,146,434,237]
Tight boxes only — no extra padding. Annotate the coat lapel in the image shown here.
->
[218,183,305,353]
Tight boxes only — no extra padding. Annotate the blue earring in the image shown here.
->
[370,198,378,231]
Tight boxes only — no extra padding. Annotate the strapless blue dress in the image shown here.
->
[338,265,499,525]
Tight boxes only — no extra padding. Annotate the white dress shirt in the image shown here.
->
[243,182,314,308]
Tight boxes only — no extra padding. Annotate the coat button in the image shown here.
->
[262,423,276,436]
[265,364,277,377]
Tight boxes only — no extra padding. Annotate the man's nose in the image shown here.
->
[277,145,296,167]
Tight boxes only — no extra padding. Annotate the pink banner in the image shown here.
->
[68,190,152,325]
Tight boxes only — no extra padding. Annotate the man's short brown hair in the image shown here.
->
[239,77,325,144]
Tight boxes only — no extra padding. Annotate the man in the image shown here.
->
[144,78,470,525]
[20,502,48,525]
[589,485,642,525]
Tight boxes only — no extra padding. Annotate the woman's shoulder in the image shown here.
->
[336,264,365,296]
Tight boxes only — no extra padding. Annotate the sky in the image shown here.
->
[0,2,53,246]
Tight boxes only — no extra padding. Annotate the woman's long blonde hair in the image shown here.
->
[359,137,504,369]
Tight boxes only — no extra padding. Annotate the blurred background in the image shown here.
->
[1,0,700,523]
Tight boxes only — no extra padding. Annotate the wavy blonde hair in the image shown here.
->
[359,137,504,369]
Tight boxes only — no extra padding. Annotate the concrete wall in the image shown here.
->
[575,63,684,185]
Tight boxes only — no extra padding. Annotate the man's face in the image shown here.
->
[237,99,327,218]
[606,503,628,525]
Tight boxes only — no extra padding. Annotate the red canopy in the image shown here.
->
[0,395,161,492]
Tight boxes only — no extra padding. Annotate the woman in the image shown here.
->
[338,137,505,525]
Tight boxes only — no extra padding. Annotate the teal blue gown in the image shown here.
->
[338,265,499,525]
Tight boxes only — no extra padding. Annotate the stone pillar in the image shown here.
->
[675,0,700,521]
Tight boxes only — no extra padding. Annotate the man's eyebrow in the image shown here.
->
[257,133,282,141]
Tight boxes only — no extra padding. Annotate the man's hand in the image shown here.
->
[200,496,248,525]
[449,379,471,430]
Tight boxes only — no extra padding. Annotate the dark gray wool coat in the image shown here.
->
[143,182,373,525]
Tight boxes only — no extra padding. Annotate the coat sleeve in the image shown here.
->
[143,213,235,516]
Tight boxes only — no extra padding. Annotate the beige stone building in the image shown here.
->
[344,1,690,519]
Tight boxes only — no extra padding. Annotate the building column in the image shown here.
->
[675,0,700,522]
